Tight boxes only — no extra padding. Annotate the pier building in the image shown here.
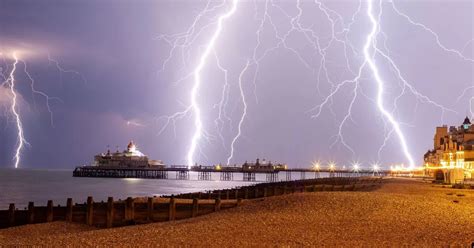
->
[93,141,164,168]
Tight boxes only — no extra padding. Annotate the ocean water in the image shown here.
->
[0,168,322,208]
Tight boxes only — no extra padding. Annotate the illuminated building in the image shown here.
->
[424,117,474,183]
[242,158,287,172]
[93,141,164,168]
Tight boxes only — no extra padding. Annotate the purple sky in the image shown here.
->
[0,0,473,169]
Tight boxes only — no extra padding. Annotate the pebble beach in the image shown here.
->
[1,178,473,247]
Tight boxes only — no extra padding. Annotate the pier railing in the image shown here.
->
[0,177,383,229]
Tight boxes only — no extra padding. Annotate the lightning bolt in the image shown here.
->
[19,59,62,127]
[226,60,250,165]
[212,49,232,150]
[187,0,239,168]
[365,0,415,168]
[7,53,28,169]
[47,52,87,85]
[1,50,74,168]
[155,0,471,169]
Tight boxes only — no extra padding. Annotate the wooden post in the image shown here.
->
[106,197,114,228]
[125,197,135,222]
[273,186,277,196]
[86,196,93,225]
[214,197,221,212]
[46,200,53,222]
[234,189,239,199]
[192,198,199,217]
[147,197,154,222]
[226,190,230,200]
[263,187,267,198]
[254,187,259,198]
[8,203,15,227]
[168,197,176,221]
[283,185,287,194]
[311,185,316,192]
[27,202,35,224]
[237,198,242,206]
[244,188,249,199]
[66,198,73,222]
[321,185,325,191]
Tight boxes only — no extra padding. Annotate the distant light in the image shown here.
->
[328,162,336,171]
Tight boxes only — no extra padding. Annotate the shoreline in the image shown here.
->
[1,178,473,246]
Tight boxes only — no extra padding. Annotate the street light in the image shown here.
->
[312,161,321,171]
[352,162,360,172]
[372,163,380,174]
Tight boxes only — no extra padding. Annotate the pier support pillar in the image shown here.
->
[243,172,256,181]
[220,172,233,181]
[266,172,278,182]
[176,171,189,180]
[198,171,211,180]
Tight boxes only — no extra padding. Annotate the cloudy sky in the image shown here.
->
[0,0,473,169]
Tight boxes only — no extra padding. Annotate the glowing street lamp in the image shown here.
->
[352,162,361,172]
[372,163,380,174]
[328,162,336,172]
[312,161,321,171]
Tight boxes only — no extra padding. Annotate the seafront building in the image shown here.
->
[424,117,474,183]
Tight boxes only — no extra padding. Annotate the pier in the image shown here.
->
[73,166,389,181]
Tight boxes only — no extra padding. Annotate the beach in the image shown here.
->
[1,178,473,247]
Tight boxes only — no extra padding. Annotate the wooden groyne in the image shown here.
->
[0,177,383,229]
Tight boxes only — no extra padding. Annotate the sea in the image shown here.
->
[0,168,322,208]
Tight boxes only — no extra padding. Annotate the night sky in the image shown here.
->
[0,0,473,169]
